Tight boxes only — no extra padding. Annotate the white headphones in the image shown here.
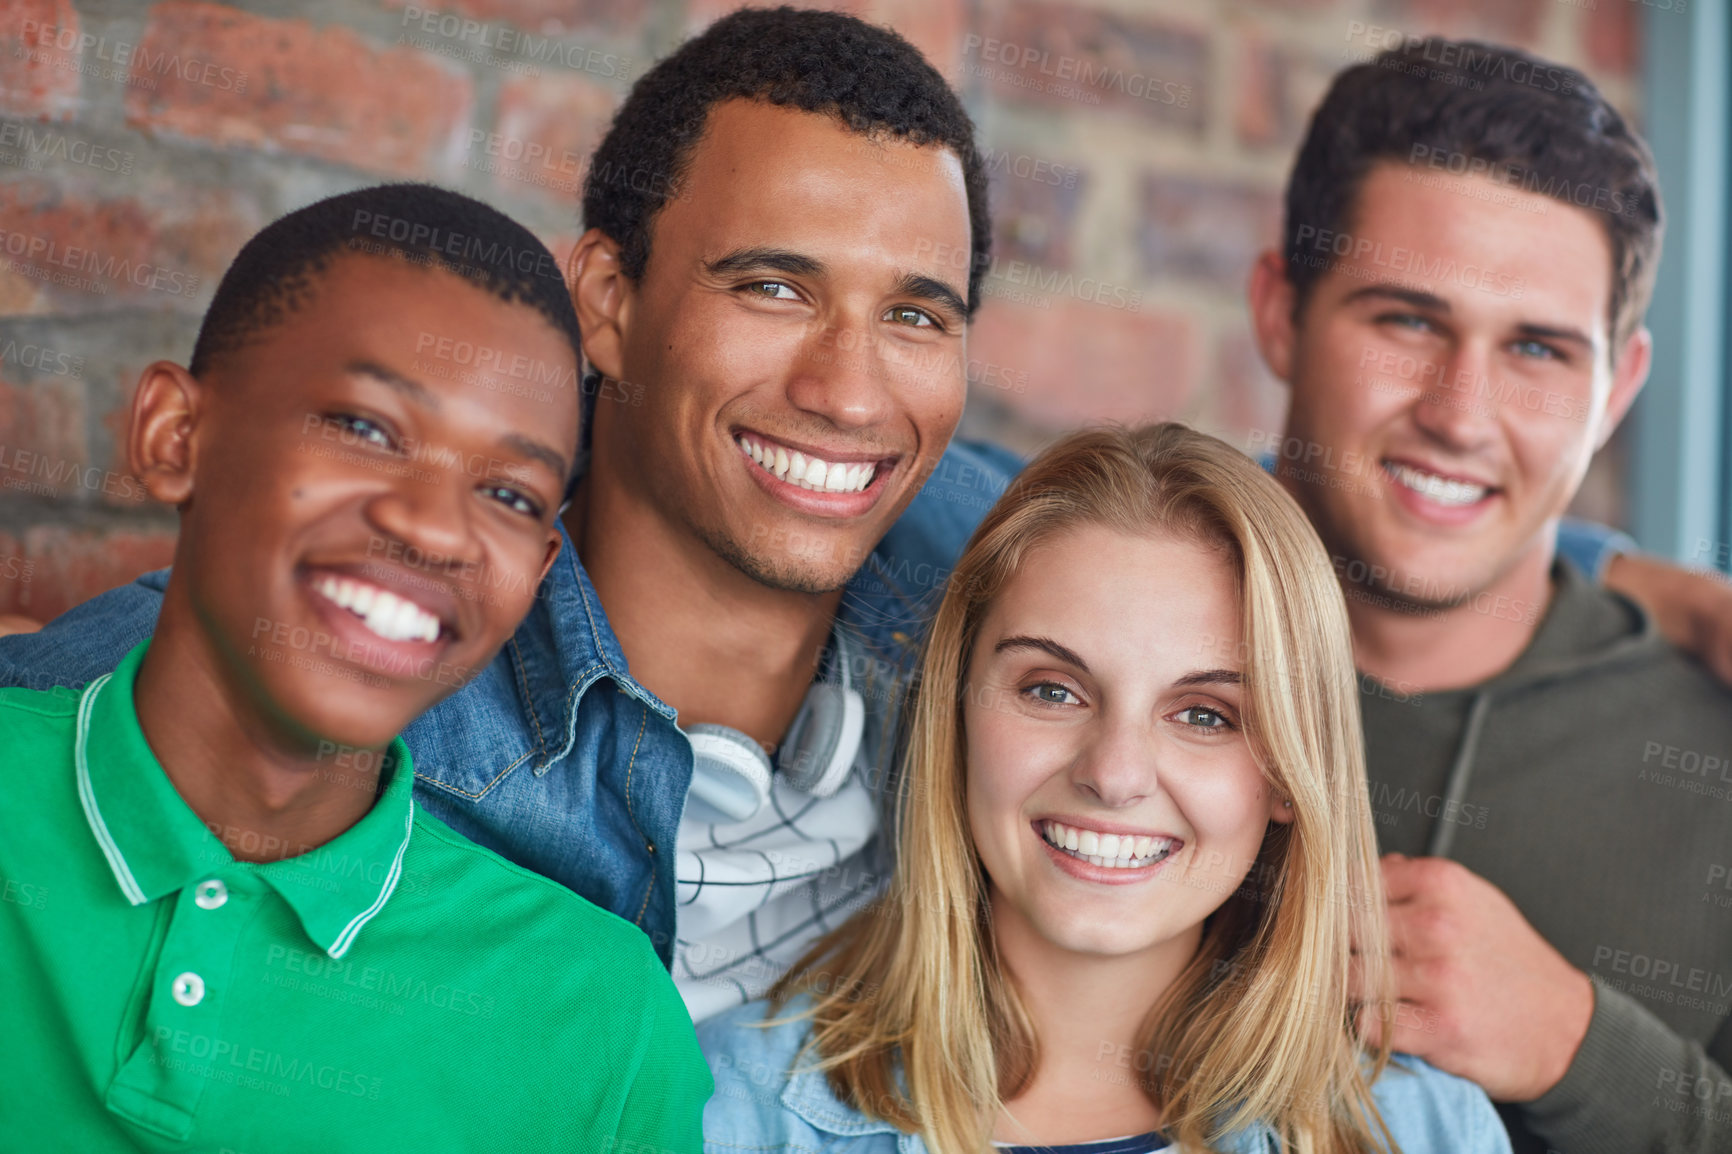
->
[685,631,866,823]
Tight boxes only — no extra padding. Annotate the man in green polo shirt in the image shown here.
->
[0,185,710,1151]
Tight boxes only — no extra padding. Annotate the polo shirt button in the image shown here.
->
[171,972,205,1007]
[194,879,228,910]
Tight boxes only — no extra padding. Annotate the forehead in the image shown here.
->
[229,255,581,443]
[983,524,1242,670]
[1328,162,1614,333]
[649,98,972,277]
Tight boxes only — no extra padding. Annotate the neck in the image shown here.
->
[1344,538,1557,693]
[133,598,381,864]
[990,892,1194,1143]
[565,472,843,748]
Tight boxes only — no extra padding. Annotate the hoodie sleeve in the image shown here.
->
[1519,976,1732,1154]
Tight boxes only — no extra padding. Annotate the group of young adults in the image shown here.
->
[1,6,1726,1153]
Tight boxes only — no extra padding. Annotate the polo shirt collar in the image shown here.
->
[76,641,416,959]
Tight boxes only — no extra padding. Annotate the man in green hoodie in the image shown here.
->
[1248,37,1730,1154]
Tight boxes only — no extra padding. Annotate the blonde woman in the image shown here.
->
[698,424,1507,1154]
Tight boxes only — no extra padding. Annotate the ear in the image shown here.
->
[127,361,205,508]
[1268,787,1296,825]
[1595,325,1651,451]
[1248,249,1299,387]
[536,525,563,588]
[568,227,633,384]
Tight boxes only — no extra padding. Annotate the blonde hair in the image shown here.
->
[770,423,1397,1154]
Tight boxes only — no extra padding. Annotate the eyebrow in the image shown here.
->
[1174,669,1243,688]
[498,433,570,486]
[1342,286,1595,352]
[348,360,570,484]
[891,271,968,321]
[1340,284,1450,313]
[995,634,1090,673]
[347,360,439,408]
[705,247,825,279]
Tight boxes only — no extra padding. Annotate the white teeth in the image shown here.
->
[313,574,442,644]
[1384,461,1488,507]
[737,435,878,493]
[1040,820,1175,869]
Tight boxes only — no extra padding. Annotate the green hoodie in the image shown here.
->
[1361,560,1732,1154]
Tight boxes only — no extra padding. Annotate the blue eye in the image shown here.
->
[480,484,541,517]
[1511,339,1561,361]
[1025,682,1080,706]
[1176,706,1232,730]
[326,413,397,451]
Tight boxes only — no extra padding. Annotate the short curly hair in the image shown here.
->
[191,183,583,378]
[582,5,989,318]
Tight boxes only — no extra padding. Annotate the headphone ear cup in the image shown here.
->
[686,723,773,822]
[778,683,865,799]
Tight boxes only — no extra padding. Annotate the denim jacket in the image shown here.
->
[0,440,1019,967]
[697,996,1513,1154]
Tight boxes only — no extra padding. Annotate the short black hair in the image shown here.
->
[581,5,989,317]
[191,183,584,377]
[1285,38,1663,351]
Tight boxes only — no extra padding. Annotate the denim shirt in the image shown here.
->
[697,996,1513,1154]
[0,440,1020,967]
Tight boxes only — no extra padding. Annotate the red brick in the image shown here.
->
[0,524,176,621]
[968,298,1200,429]
[0,373,86,494]
[1583,0,1640,79]
[688,0,968,81]
[384,0,645,37]
[1233,27,1337,152]
[0,0,82,120]
[1206,331,1287,448]
[0,180,257,314]
[485,70,618,205]
[1368,0,1549,49]
[987,149,1085,270]
[971,2,1207,134]
[1139,174,1280,293]
[123,2,474,178]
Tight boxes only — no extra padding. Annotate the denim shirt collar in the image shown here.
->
[509,519,677,774]
[781,1054,927,1154]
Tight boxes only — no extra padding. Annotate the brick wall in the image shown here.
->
[0,0,1641,618]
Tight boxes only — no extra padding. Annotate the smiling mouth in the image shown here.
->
[736,433,881,493]
[311,573,446,644]
[1040,820,1179,870]
[1381,460,1494,507]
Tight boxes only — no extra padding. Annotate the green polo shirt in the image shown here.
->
[0,642,710,1152]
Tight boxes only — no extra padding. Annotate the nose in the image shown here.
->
[1409,338,1500,453]
[363,471,484,568]
[1068,711,1158,808]
[783,315,901,433]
